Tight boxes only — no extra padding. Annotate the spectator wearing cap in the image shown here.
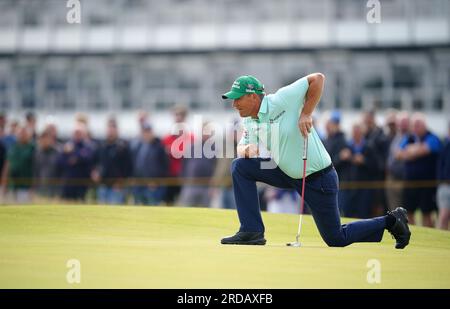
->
[437,121,450,230]
[396,113,442,227]
[92,119,132,205]
[131,123,168,205]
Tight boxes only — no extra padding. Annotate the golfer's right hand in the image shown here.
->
[237,144,259,158]
[298,112,313,138]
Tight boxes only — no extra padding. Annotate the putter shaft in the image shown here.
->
[288,137,308,247]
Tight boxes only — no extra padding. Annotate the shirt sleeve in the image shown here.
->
[274,76,309,109]
[424,134,442,153]
[399,136,409,149]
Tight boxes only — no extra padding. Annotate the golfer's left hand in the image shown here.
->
[298,112,313,138]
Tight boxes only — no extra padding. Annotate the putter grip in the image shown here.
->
[302,137,308,160]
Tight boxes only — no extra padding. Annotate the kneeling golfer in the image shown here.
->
[221,74,411,249]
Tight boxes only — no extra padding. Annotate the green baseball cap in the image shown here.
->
[222,75,265,100]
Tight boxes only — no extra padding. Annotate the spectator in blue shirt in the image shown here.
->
[396,113,442,227]
[437,121,450,230]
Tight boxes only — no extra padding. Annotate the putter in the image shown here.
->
[287,136,308,247]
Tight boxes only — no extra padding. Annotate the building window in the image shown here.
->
[393,65,420,89]
[113,63,134,109]
[16,64,37,109]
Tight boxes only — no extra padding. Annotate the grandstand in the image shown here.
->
[0,0,449,137]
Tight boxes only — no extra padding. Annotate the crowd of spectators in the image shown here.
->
[0,108,220,209]
[323,109,449,229]
[0,107,449,230]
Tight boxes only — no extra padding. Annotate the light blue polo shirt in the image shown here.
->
[238,76,332,179]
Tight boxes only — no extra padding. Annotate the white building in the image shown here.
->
[0,0,449,137]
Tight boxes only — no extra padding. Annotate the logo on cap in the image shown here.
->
[246,84,256,93]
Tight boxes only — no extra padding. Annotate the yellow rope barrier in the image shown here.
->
[4,177,444,189]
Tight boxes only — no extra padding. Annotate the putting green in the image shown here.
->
[0,205,449,288]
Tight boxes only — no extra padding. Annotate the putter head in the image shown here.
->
[286,241,301,247]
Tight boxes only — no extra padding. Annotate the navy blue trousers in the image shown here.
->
[231,158,386,247]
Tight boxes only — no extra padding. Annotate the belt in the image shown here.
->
[305,164,334,181]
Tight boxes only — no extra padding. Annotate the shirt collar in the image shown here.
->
[257,96,268,118]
